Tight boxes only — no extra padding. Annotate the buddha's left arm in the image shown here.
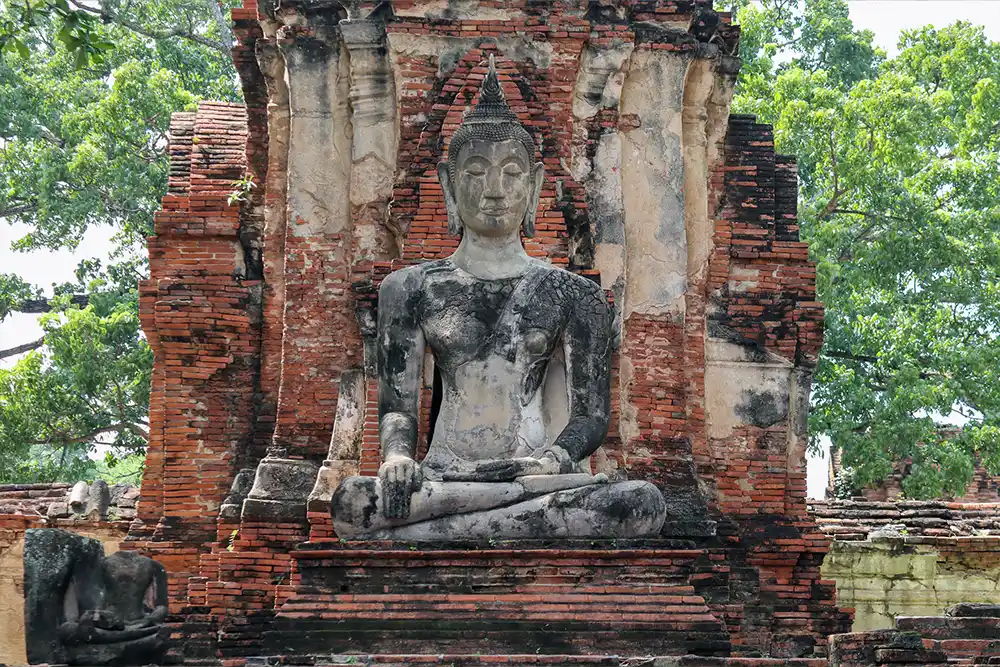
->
[553,278,613,462]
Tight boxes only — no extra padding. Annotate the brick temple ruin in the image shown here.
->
[15,1,999,666]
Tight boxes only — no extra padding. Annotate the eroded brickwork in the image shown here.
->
[130,102,262,604]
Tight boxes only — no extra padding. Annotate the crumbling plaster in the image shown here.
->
[388,34,554,78]
[280,27,353,237]
[822,538,1000,631]
[704,339,794,441]
[619,47,691,320]
[571,42,633,337]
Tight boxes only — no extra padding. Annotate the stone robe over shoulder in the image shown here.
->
[382,258,610,480]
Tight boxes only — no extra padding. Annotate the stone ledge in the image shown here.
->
[240,655,828,667]
[244,540,731,657]
[894,615,1000,639]
[293,538,713,555]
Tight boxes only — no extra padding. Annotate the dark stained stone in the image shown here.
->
[24,528,169,665]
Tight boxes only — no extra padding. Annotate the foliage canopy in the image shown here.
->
[0,0,239,483]
[724,0,1000,498]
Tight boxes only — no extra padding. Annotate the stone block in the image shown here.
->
[948,603,1000,617]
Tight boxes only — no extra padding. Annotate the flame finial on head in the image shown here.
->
[447,54,537,175]
[462,54,520,126]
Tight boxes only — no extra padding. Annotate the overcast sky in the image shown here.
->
[2,1,999,493]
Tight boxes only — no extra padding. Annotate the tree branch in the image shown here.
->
[831,209,910,223]
[66,0,231,55]
[0,203,39,218]
[815,130,846,221]
[51,443,70,483]
[773,36,802,50]
[14,295,89,313]
[32,423,148,447]
[127,424,150,442]
[824,349,879,364]
[202,0,234,53]
[816,188,845,221]
[0,336,45,360]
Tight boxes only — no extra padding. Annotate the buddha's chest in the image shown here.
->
[419,277,567,368]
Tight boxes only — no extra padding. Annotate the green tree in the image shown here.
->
[722,0,1000,498]
[0,0,240,482]
[0,277,150,483]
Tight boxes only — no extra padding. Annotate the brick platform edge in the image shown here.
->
[223,541,731,658]
[830,605,1000,666]
[242,657,829,667]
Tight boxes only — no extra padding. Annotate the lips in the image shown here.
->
[480,206,508,215]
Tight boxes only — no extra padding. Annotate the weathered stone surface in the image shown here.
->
[244,455,320,521]
[23,528,168,665]
[308,369,366,513]
[947,603,1000,618]
[68,481,89,514]
[220,468,256,520]
[83,479,111,520]
[821,533,1000,631]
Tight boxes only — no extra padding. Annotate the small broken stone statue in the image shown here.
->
[331,57,667,540]
[24,528,169,665]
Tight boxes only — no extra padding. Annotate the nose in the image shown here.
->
[483,167,505,199]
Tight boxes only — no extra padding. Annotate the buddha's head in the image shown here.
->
[438,55,544,238]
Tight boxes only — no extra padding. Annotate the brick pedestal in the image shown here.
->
[221,540,731,657]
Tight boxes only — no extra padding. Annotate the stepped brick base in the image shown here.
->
[241,656,829,667]
[223,541,732,657]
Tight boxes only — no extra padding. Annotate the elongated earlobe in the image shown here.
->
[438,161,463,236]
[523,161,544,238]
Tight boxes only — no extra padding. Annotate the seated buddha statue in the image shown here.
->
[24,528,169,666]
[331,57,667,540]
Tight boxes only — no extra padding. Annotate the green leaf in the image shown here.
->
[73,45,87,69]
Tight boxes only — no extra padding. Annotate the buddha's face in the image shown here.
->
[447,138,542,237]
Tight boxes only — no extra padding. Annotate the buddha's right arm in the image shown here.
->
[376,269,426,461]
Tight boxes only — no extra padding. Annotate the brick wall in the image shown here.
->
[810,499,1000,541]
[128,101,263,603]
[811,498,1000,632]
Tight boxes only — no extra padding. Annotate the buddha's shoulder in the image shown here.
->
[535,263,606,299]
[379,260,452,291]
